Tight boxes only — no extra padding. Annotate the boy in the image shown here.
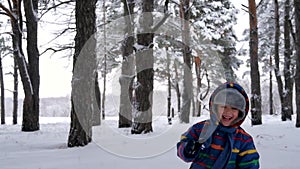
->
[177,82,260,169]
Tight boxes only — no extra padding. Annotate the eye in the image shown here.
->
[219,105,226,109]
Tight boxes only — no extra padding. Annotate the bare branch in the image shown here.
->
[44,27,75,45]
[0,2,16,20]
[39,0,75,19]
[0,31,14,37]
[256,0,265,9]
[40,46,74,56]
[0,11,10,17]
[7,0,12,11]
[170,0,179,6]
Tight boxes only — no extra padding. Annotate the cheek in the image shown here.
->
[218,108,224,116]
[233,111,239,118]
[218,107,224,113]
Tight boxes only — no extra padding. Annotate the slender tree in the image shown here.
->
[166,46,172,123]
[101,0,107,120]
[22,0,40,131]
[273,0,284,122]
[194,56,201,117]
[248,0,262,125]
[0,1,39,131]
[174,59,181,113]
[0,41,4,125]
[269,54,274,115]
[119,0,135,128]
[179,0,192,123]
[282,0,293,121]
[13,57,18,125]
[93,72,101,126]
[294,0,300,127]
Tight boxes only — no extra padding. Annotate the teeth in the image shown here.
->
[223,115,232,120]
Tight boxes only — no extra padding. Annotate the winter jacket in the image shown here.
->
[177,82,260,169]
[177,121,260,169]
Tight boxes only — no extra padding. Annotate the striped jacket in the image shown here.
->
[177,121,260,169]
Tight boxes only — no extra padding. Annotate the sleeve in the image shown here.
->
[177,123,203,162]
[236,135,260,169]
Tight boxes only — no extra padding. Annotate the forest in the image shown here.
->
[0,0,300,148]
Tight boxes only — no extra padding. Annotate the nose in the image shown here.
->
[223,106,233,113]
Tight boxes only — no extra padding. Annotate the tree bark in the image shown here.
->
[194,56,201,117]
[179,0,192,123]
[282,0,293,121]
[131,0,154,134]
[294,0,300,127]
[0,0,36,128]
[22,0,40,131]
[93,72,101,126]
[174,59,181,113]
[68,0,97,147]
[273,0,285,120]
[249,0,262,125]
[167,46,172,123]
[13,57,18,125]
[0,55,4,124]
[269,54,273,115]
[101,0,107,121]
[119,0,135,128]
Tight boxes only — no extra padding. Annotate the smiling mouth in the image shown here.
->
[222,115,233,121]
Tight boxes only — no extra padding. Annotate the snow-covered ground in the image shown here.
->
[0,114,300,169]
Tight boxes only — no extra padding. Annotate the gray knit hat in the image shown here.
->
[213,88,246,119]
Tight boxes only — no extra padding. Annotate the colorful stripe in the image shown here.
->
[232,148,240,153]
[238,159,259,167]
[234,137,253,143]
[239,149,257,156]
[211,144,224,150]
[195,161,211,168]
[177,120,259,169]
[236,129,251,136]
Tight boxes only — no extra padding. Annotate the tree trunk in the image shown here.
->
[13,57,18,125]
[167,46,172,123]
[131,0,154,134]
[273,0,285,120]
[9,1,36,131]
[221,50,235,82]
[294,0,300,127]
[22,0,40,131]
[248,0,262,125]
[180,0,192,123]
[282,0,293,121]
[0,55,4,124]
[93,72,101,126]
[269,54,273,115]
[119,0,135,128]
[0,0,29,126]
[68,0,97,147]
[194,56,201,117]
[174,59,181,113]
[101,0,107,121]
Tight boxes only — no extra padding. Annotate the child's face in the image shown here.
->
[217,105,239,126]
